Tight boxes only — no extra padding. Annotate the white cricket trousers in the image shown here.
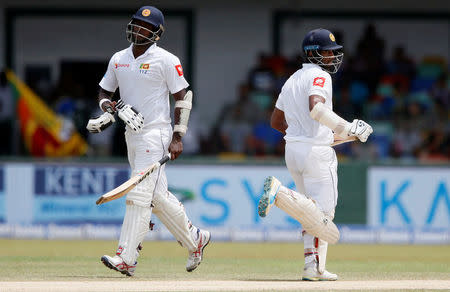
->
[284,141,338,216]
[121,126,198,260]
[125,126,172,206]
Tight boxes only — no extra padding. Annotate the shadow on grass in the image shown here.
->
[242,279,302,282]
[54,275,132,279]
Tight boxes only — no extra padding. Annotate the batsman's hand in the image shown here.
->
[116,99,144,133]
[86,112,115,133]
[100,99,117,114]
[168,133,183,160]
[348,119,373,142]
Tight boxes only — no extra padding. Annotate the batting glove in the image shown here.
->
[348,119,373,142]
[86,112,115,133]
[116,99,144,133]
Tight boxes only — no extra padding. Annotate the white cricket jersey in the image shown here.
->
[275,63,334,145]
[99,43,189,128]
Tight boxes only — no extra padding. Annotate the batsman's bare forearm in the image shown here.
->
[271,107,287,134]
[97,88,114,103]
[97,88,115,113]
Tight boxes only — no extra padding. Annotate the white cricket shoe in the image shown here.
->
[258,176,281,217]
[302,265,338,281]
[186,229,211,272]
[101,255,136,277]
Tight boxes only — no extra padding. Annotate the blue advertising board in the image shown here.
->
[33,165,130,224]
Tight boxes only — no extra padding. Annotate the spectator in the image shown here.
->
[417,129,449,162]
[390,122,422,159]
[180,109,205,156]
[248,53,276,93]
[386,46,416,78]
[250,108,284,156]
[86,108,115,157]
[219,106,253,154]
[430,73,449,109]
[354,23,386,94]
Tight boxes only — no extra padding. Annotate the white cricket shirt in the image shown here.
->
[99,43,189,128]
[275,63,334,145]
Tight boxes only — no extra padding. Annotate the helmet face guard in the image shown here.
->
[305,48,344,74]
[126,20,164,45]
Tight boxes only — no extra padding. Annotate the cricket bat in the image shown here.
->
[96,153,171,205]
[331,136,357,147]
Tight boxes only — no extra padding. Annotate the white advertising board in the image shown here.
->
[368,167,450,229]
[165,165,297,229]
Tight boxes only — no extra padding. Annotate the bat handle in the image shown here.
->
[159,153,171,165]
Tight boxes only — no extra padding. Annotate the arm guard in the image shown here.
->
[310,102,351,138]
[173,90,193,137]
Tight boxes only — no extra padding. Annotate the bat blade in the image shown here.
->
[96,154,170,205]
[331,136,357,147]
[96,176,140,205]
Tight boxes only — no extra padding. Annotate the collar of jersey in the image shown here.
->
[302,63,322,70]
[127,43,157,59]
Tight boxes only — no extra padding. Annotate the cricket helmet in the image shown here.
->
[302,28,344,74]
[126,6,165,45]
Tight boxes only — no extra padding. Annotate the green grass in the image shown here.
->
[0,239,449,281]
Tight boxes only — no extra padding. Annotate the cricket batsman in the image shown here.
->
[86,5,210,276]
[258,28,373,280]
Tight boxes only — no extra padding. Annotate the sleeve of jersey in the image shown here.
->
[307,72,332,100]
[163,55,190,94]
[275,91,285,111]
[99,55,119,92]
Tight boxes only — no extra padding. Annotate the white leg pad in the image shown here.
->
[317,238,328,274]
[118,202,152,266]
[275,186,340,244]
[152,191,197,252]
[126,175,155,207]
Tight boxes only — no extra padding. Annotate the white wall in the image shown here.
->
[13,16,187,85]
[195,4,272,124]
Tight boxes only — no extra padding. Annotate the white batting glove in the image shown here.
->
[86,112,115,133]
[116,99,144,133]
[348,119,373,142]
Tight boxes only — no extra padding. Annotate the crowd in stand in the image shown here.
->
[0,24,448,162]
[206,24,449,162]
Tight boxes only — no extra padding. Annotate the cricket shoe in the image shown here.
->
[258,176,281,217]
[186,229,211,272]
[302,265,338,281]
[101,255,136,277]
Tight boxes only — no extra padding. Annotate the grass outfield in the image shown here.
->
[0,239,449,282]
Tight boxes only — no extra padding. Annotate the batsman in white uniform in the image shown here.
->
[86,6,210,276]
[257,28,373,281]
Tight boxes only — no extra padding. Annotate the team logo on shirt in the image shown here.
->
[175,65,183,76]
[313,77,325,87]
[139,63,150,74]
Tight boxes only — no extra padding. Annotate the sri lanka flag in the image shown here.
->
[6,70,88,157]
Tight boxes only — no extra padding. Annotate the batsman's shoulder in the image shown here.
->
[157,47,182,63]
[107,49,128,65]
[309,66,329,76]
[115,49,129,59]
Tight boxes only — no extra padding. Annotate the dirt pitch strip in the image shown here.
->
[1,280,449,291]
